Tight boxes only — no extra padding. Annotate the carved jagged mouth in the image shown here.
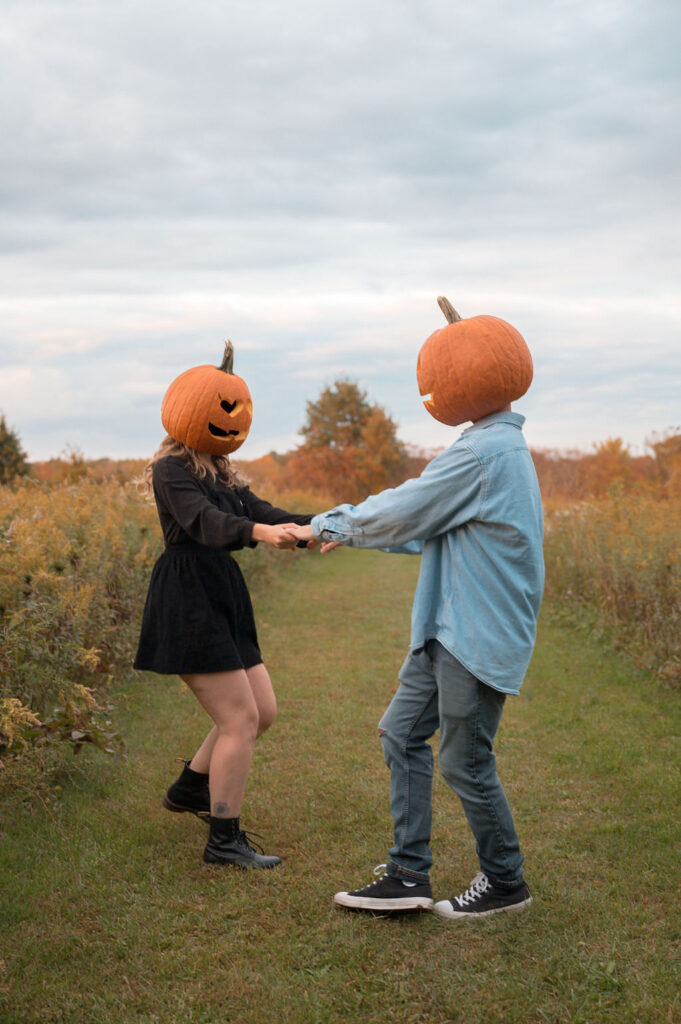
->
[208,423,241,438]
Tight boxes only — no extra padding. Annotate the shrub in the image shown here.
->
[0,471,316,800]
[0,414,29,485]
[544,488,681,683]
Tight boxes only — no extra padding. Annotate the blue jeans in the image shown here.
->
[378,640,524,885]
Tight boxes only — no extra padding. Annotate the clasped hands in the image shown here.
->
[252,522,339,553]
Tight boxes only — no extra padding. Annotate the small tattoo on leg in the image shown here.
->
[212,802,231,817]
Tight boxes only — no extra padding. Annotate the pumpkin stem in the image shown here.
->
[218,342,235,374]
[437,296,462,324]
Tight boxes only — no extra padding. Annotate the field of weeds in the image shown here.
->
[0,469,320,799]
[544,490,681,683]
[1,455,679,803]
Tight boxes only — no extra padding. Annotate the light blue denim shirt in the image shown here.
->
[311,412,544,695]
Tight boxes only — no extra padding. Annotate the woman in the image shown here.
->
[134,343,312,869]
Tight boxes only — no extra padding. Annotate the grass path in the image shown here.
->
[2,548,680,1024]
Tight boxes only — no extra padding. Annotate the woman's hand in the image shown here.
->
[251,523,299,549]
[287,524,315,547]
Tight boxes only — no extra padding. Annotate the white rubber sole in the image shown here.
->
[334,891,434,911]
[433,895,532,920]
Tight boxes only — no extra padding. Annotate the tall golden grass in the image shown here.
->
[0,474,159,794]
[0,469,323,796]
[1,452,679,798]
[544,488,681,683]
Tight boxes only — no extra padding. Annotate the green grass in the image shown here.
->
[2,548,680,1024]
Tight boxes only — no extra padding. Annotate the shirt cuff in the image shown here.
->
[311,512,360,543]
[310,513,326,538]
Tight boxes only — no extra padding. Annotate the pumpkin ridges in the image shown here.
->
[161,349,253,455]
[416,300,533,426]
[475,317,522,413]
[164,369,209,449]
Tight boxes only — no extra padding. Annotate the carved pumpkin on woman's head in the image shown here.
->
[161,342,253,455]
[417,297,533,426]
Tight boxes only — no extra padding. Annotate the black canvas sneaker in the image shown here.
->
[434,871,532,920]
[334,864,433,912]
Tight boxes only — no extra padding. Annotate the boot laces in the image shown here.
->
[239,830,265,854]
[454,872,490,908]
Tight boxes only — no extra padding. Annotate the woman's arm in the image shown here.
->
[241,488,313,527]
[250,521,300,549]
[240,488,313,548]
[154,459,255,549]
[155,460,298,550]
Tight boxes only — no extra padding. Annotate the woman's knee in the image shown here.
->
[218,702,260,743]
[256,695,277,736]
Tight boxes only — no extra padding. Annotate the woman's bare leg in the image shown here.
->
[188,662,277,775]
[246,663,277,737]
[182,670,259,818]
[188,725,218,775]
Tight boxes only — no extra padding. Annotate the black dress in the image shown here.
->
[134,456,312,675]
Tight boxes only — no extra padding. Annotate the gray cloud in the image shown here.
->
[1,0,679,461]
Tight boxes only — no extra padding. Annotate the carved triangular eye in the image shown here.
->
[220,399,237,414]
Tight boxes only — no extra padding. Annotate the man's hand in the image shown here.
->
[288,524,341,554]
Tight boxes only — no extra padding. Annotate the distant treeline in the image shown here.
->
[27,429,681,505]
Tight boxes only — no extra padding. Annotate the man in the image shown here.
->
[291,298,544,919]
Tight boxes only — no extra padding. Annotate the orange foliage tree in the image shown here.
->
[531,430,681,503]
[280,380,413,504]
[647,429,681,496]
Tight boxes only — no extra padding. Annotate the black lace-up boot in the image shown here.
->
[163,759,210,820]
[203,816,282,869]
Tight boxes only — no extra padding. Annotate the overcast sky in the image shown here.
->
[1,0,679,463]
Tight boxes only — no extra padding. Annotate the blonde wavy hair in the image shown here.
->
[141,435,248,501]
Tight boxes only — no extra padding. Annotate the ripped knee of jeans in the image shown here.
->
[377,726,393,769]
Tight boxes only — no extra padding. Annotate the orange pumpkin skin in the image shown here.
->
[417,313,533,426]
[161,344,253,455]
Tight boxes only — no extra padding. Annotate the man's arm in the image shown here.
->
[302,443,483,550]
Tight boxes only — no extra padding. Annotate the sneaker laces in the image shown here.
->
[362,863,389,887]
[453,872,490,908]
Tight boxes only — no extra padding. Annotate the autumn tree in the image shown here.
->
[581,438,636,497]
[0,414,29,485]
[299,379,374,450]
[647,429,681,496]
[282,379,410,503]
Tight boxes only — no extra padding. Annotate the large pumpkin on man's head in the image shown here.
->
[417,297,533,426]
[161,343,253,455]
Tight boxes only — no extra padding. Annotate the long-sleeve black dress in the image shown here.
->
[134,456,312,675]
